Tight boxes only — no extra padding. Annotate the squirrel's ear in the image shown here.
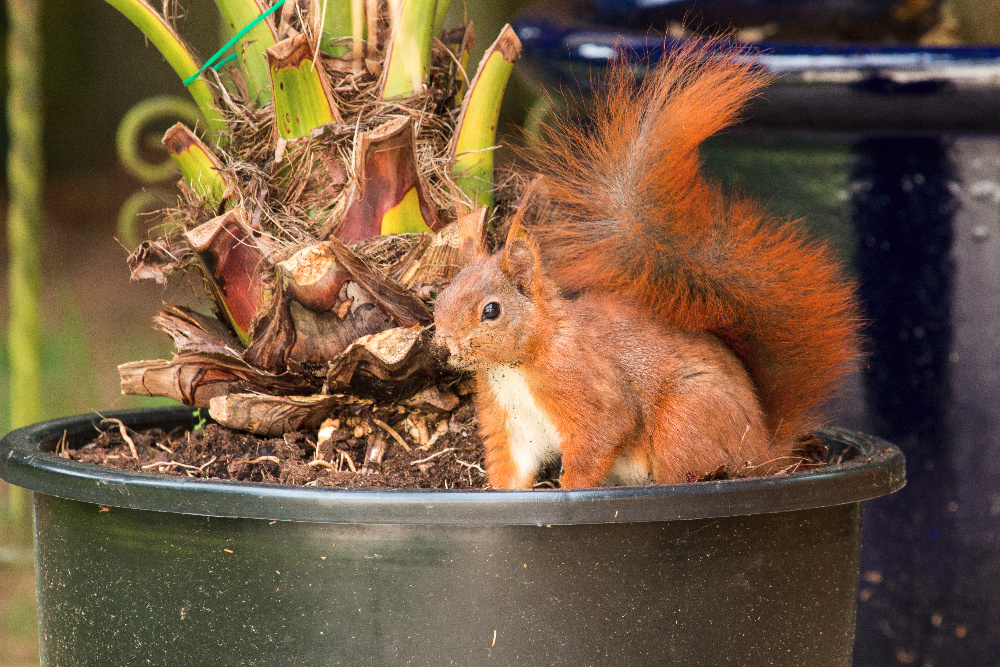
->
[499,176,544,288]
[456,206,488,265]
[500,236,540,292]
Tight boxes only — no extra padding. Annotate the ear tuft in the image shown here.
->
[500,237,540,293]
[456,206,488,266]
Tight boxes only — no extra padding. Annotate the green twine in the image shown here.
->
[183,0,286,86]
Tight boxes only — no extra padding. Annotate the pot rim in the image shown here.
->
[517,20,1000,70]
[512,15,1000,134]
[0,406,905,525]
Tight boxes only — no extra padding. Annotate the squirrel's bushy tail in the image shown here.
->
[527,40,862,446]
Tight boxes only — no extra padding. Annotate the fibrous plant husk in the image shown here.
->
[116,0,524,440]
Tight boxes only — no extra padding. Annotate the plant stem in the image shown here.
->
[163,123,230,208]
[319,0,353,57]
[351,0,365,72]
[379,0,438,99]
[450,24,521,212]
[213,0,279,104]
[268,34,341,140]
[365,0,379,57]
[105,0,225,136]
[432,0,451,40]
[6,0,43,524]
[117,96,202,183]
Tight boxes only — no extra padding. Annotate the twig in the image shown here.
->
[142,456,216,472]
[373,417,412,452]
[337,448,358,473]
[101,418,138,459]
[425,419,448,450]
[308,459,336,470]
[410,447,455,465]
[455,459,486,475]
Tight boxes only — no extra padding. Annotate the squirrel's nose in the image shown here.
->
[431,330,457,358]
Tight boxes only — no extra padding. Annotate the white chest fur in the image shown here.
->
[486,364,563,482]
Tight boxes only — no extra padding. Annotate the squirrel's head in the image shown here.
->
[433,222,550,371]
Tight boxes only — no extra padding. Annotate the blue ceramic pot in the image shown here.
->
[513,5,1000,664]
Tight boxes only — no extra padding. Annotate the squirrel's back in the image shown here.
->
[526,41,862,447]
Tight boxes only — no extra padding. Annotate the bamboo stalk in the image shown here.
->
[6,0,43,525]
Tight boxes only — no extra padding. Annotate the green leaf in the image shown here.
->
[213,0,279,104]
[450,24,521,212]
[104,0,225,136]
[267,34,342,140]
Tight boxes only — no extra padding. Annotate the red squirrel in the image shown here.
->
[433,42,862,489]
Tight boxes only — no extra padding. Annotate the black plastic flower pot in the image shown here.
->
[1,406,903,666]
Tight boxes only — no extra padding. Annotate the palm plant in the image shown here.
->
[108,0,521,436]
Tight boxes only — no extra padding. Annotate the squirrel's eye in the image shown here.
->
[481,302,501,321]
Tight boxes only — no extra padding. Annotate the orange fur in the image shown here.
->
[527,41,862,447]
[433,41,862,488]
